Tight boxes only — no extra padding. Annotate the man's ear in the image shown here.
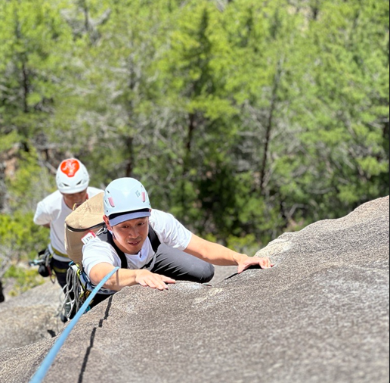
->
[103,215,112,231]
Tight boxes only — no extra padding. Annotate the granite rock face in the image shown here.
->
[0,281,64,352]
[0,197,388,383]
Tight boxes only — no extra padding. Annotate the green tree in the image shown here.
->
[273,0,389,222]
[0,0,388,285]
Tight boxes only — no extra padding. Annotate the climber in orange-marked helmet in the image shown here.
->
[33,158,104,290]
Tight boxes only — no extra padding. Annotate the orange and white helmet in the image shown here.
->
[56,158,89,194]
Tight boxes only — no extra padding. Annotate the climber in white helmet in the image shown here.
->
[34,158,104,289]
[83,178,271,293]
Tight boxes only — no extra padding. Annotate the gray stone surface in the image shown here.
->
[0,197,388,383]
[0,281,65,352]
[210,264,237,284]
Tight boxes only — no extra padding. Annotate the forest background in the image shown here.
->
[0,0,388,295]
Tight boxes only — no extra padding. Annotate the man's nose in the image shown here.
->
[127,228,139,238]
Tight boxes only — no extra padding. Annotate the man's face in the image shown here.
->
[105,216,149,255]
[62,189,88,210]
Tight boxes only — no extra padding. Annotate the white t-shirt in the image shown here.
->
[33,187,104,261]
[82,209,192,278]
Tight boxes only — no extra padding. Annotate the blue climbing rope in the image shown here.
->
[29,266,120,383]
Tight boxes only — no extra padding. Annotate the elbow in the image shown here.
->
[90,266,121,291]
[89,266,109,286]
[89,272,102,286]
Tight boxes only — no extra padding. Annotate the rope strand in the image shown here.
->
[29,266,120,383]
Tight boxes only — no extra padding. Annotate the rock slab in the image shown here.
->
[0,197,388,383]
[0,281,64,352]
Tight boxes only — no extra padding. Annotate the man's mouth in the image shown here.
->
[127,240,141,246]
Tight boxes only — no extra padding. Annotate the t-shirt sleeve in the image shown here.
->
[33,200,52,225]
[150,210,193,251]
[82,238,121,278]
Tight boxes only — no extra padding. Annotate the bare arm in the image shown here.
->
[184,234,272,273]
[89,263,175,291]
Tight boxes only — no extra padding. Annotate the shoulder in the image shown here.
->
[149,209,179,226]
[149,209,192,250]
[82,236,120,276]
[150,209,181,220]
[150,209,170,220]
[36,190,62,212]
[40,190,62,204]
[83,236,115,261]
[34,191,63,223]
[83,236,112,253]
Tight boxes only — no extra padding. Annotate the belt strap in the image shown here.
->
[52,266,69,274]
[51,245,69,259]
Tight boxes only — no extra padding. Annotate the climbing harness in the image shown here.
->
[58,261,114,322]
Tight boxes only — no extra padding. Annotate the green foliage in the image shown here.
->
[6,147,54,212]
[226,234,259,257]
[0,0,72,139]
[0,131,21,152]
[4,265,45,296]
[0,0,388,276]
[0,212,49,261]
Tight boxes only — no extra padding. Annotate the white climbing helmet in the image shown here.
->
[56,158,90,194]
[104,178,151,226]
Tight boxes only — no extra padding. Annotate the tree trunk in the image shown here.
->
[21,59,29,114]
[125,136,134,177]
[80,0,90,32]
[259,60,283,194]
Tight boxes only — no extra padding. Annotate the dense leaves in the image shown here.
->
[0,0,388,271]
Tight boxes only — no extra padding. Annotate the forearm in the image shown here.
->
[89,263,175,291]
[90,263,139,291]
[185,235,248,266]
